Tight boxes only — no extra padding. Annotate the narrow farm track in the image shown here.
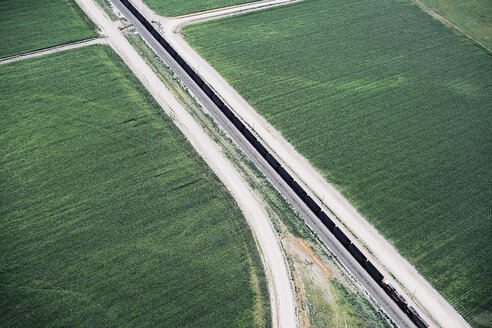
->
[73,1,298,327]
[412,0,491,53]
[0,37,106,64]
[125,0,472,327]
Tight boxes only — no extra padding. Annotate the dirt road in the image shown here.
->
[74,0,298,327]
[124,0,470,326]
[0,37,106,64]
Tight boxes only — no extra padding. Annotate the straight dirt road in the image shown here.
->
[0,37,106,64]
[73,0,298,327]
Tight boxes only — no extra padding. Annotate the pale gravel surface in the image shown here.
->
[0,37,106,64]
[73,1,298,327]
[124,0,471,326]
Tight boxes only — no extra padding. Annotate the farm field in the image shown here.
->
[142,0,259,17]
[0,45,269,327]
[0,0,97,58]
[183,0,492,326]
[419,0,492,50]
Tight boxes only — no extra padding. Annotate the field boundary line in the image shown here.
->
[171,0,300,20]
[0,37,107,65]
[124,0,303,34]
[172,1,258,19]
[412,0,491,53]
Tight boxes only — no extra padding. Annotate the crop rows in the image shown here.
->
[0,0,97,58]
[0,45,268,327]
[184,0,492,325]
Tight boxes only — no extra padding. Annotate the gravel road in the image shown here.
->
[0,37,106,64]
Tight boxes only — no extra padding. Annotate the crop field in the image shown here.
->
[0,0,97,58]
[0,45,269,327]
[142,0,258,17]
[184,0,492,325]
[419,0,492,50]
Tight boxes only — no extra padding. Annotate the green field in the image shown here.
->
[0,45,269,327]
[142,0,258,17]
[184,0,492,325]
[0,0,97,58]
[419,0,492,50]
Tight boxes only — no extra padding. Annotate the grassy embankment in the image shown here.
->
[0,0,97,58]
[0,45,269,327]
[183,0,492,325]
[142,0,258,17]
[419,0,492,50]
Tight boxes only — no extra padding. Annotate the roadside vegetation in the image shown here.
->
[127,32,393,328]
[183,0,492,325]
[419,0,492,50]
[142,0,258,17]
[0,0,97,58]
[0,45,269,327]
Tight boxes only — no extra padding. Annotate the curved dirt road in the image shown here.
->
[125,0,471,327]
[74,0,298,327]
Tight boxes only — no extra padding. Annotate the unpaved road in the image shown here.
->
[73,0,298,327]
[0,37,106,64]
[125,0,471,327]
[128,0,302,29]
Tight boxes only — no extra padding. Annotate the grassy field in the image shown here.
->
[184,0,492,325]
[142,0,258,17]
[0,45,269,327]
[419,0,492,50]
[0,0,97,58]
